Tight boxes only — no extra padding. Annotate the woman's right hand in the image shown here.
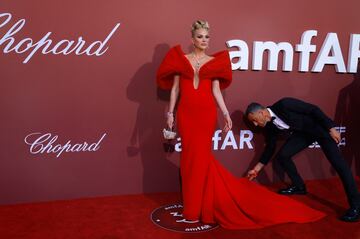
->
[166,114,174,129]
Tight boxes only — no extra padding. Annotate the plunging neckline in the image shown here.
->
[178,46,216,90]
[184,54,215,74]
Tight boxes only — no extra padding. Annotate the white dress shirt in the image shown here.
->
[267,108,290,130]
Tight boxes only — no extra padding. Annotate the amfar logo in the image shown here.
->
[227,30,360,73]
[0,12,120,63]
[169,127,346,152]
[172,129,254,152]
[24,132,107,158]
[309,126,346,148]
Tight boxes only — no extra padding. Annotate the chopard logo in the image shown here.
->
[0,12,121,63]
[24,132,107,158]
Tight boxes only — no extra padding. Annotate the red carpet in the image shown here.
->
[1,177,359,239]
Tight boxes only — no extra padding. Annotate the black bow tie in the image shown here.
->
[270,116,276,122]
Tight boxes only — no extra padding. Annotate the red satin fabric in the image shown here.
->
[156,45,325,229]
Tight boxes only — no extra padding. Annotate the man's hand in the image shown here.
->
[247,162,265,181]
[329,127,341,144]
[247,169,258,181]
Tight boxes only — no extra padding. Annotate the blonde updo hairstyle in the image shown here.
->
[191,20,210,37]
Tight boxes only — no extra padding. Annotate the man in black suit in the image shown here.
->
[245,97,360,222]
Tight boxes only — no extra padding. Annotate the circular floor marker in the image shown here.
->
[150,203,219,233]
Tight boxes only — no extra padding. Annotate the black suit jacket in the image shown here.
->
[259,97,336,165]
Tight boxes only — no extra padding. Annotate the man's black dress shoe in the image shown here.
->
[278,185,307,195]
[340,206,360,222]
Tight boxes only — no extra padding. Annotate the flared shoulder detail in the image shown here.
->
[156,45,185,90]
[202,50,232,90]
[156,45,233,90]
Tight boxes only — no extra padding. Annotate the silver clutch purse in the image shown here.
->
[163,128,176,140]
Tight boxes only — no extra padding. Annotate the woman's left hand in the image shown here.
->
[223,114,232,132]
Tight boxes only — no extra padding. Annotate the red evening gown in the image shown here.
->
[156,45,325,229]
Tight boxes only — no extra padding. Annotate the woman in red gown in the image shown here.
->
[156,20,325,229]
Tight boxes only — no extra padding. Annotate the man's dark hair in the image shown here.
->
[245,102,265,117]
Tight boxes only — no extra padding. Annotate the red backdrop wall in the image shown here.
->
[0,0,359,204]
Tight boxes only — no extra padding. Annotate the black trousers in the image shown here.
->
[277,131,360,208]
